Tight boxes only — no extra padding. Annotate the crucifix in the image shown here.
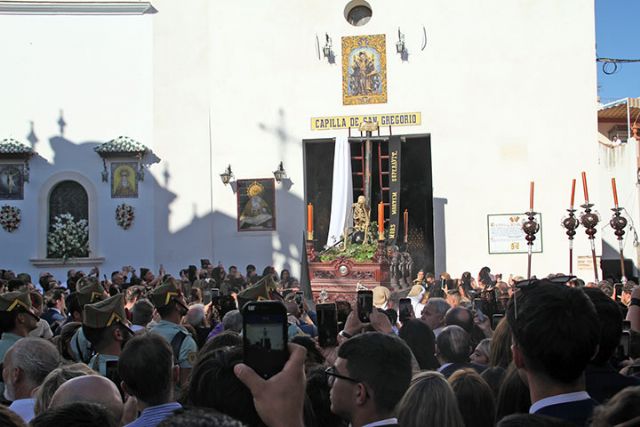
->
[358,120,379,209]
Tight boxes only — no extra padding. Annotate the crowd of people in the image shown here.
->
[0,263,640,426]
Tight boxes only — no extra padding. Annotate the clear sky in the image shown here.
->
[596,0,640,103]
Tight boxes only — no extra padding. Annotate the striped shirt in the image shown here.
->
[125,402,182,427]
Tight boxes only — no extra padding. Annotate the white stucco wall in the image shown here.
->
[596,128,640,279]
[1,0,600,281]
[197,0,598,278]
[0,13,155,280]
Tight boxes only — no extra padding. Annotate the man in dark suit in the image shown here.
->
[327,332,411,427]
[583,287,640,403]
[41,289,66,329]
[507,279,600,426]
[436,325,486,378]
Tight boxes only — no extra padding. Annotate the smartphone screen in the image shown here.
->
[492,314,504,330]
[105,360,124,399]
[242,301,289,379]
[621,331,631,358]
[357,290,373,323]
[615,284,623,302]
[399,298,412,323]
[317,303,338,348]
[474,298,484,314]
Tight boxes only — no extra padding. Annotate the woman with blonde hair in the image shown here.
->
[397,371,464,427]
[489,317,512,368]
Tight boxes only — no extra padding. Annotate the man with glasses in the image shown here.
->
[507,278,600,426]
[326,332,412,427]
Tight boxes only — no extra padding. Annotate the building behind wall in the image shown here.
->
[0,0,601,281]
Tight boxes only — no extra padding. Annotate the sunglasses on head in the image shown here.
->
[512,275,576,319]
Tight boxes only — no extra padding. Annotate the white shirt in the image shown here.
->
[362,418,399,427]
[529,391,591,414]
[9,398,36,422]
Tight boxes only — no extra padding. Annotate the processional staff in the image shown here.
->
[609,177,628,284]
[579,172,600,282]
[561,179,579,275]
[522,181,540,280]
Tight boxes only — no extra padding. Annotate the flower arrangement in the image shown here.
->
[0,138,33,154]
[94,136,148,154]
[0,205,21,232]
[115,203,135,230]
[47,213,89,260]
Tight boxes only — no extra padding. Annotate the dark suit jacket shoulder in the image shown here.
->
[440,362,486,378]
[534,398,597,426]
[586,363,640,403]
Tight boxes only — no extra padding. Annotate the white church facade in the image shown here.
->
[1,0,611,282]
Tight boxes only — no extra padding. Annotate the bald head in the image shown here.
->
[50,375,123,421]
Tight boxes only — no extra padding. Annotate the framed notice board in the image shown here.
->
[487,213,542,254]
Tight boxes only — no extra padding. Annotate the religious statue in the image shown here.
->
[351,195,370,243]
[1,167,20,195]
[112,163,138,198]
[351,51,379,95]
[239,181,273,229]
[400,252,413,288]
[386,245,401,288]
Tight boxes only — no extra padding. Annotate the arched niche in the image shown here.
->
[31,171,104,267]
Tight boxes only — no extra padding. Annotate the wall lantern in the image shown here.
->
[220,164,234,185]
[273,161,287,183]
[396,28,406,55]
[323,33,334,61]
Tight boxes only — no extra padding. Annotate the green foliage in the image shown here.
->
[320,241,377,262]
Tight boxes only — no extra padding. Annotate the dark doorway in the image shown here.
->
[303,139,335,250]
[400,135,434,275]
[303,134,433,274]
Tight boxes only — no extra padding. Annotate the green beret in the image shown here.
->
[76,277,106,307]
[148,280,182,308]
[83,294,127,329]
[0,292,32,312]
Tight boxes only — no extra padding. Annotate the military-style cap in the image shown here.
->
[76,276,106,307]
[148,279,184,309]
[83,294,128,329]
[0,292,33,312]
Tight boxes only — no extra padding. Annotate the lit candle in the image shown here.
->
[378,202,384,235]
[582,171,589,204]
[307,203,313,239]
[529,181,534,211]
[404,209,409,243]
[570,179,576,209]
[612,177,619,208]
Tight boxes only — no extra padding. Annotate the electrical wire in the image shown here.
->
[597,57,640,75]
